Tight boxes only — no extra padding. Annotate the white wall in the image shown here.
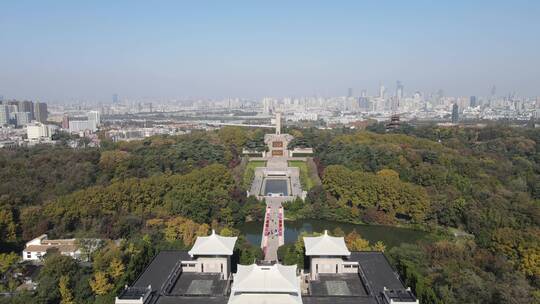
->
[22,249,81,261]
[310,257,359,280]
[181,256,230,277]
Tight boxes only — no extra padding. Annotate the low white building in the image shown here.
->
[288,112,318,122]
[68,119,94,133]
[228,264,301,304]
[27,122,57,140]
[22,234,82,261]
[303,230,358,280]
[184,230,237,278]
[289,147,313,157]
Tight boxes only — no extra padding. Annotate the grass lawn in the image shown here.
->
[246,160,267,170]
[288,160,315,190]
[243,161,267,189]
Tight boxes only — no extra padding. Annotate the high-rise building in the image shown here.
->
[7,104,18,121]
[14,112,31,126]
[34,102,48,122]
[470,96,477,108]
[0,105,9,125]
[535,96,540,119]
[262,98,274,115]
[360,89,367,98]
[379,84,386,99]
[7,100,19,109]
[452,103,459,123]
[396,81,404,100]
[18,101,34,120]
[347,88,353,98]
[87,111,101,129]
[112,94,119,104]
[358,97,369,110]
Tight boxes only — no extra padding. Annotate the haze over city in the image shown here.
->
[1,0,539,102]
[2,2,540,304]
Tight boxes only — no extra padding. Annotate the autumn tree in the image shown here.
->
[373,241,386,252]
[58,275,75,304]
[89,272,113,296]
[108,258,125,281]
[345,230,371,251]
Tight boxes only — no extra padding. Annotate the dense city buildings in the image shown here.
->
[1,88,539,148]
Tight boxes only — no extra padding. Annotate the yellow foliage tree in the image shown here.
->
[376,169,400,179]
[89,272,113,296]
[108,258,125,280]
[164,216,210,245]
[59,275,74,304]
[219,227,236,237]
[145,218,164,227]
[373,241,386,252]
[519,247,540,278]
[196,223,210,237]
[345,230,371,251]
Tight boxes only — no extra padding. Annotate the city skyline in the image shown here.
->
[1,1,539,102]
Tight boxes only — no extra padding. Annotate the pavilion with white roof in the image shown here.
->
[182,230,237,278]
[228,263,302,304]
[303,230,358,280]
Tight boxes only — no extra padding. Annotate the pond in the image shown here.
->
[264,179,289,196]
[236,219,428,248]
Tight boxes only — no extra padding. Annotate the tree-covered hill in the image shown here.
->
[284,124,540,303]
[0,124,538,303]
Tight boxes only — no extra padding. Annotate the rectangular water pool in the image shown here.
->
[263,179,289,196]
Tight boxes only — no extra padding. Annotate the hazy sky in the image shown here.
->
[1,0,539,102]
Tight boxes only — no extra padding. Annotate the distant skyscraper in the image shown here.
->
[396,81,404,100]
[262,98,274,115]
[535,96,540,119]
[0,105,9,125]
[112,93,119,104]
[452,103,459,123]
[34,102,48,122]
[490,85,497,97]
[360,90,367,98]
[18,100,34,120]
[358,97,369,110]
[14,111,31,126]
[88,111,101,129]
[347,88,353,98]
[470,96,477,108]
[379,84,385,99]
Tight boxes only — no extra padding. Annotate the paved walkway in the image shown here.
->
[261,197,286,261]
[251,156,304,262]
